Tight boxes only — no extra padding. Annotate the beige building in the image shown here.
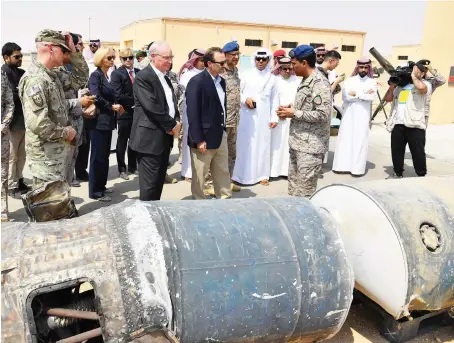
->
[420,1,453,124]
[390,44,422,67]
[120,17,366,78]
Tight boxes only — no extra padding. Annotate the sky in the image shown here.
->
[1,0,427,56]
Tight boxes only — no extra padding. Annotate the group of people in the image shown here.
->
[0,28,446,222]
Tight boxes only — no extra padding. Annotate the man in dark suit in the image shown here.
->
[111,48,140,180]
[129,41,181,201]
[186,47,232,200]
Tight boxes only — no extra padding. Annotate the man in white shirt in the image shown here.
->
[185,47,231,199]
[333,58,377,176]
[129,41,181,201]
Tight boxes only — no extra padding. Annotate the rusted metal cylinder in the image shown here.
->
[311,175,454,320]
[2,198,354,343]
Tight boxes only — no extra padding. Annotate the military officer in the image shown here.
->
[1,69,15,222]
[18,29,94,190]
[276,45,331,197]
[54,32,90,187]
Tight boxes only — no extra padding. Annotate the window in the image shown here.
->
[398,56,408,60]
[341,45,356,52]
[245,39,262,47]
[310,43,324,49]
[282,41,298,49]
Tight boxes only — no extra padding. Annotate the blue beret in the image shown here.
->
[289,45,314,59]
[223,41,240,53]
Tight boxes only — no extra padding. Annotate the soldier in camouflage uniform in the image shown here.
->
[277,45,331,197]
[204,42,242,195]
[54,33,89,187]
[18,30,93,190]
[1,69,15,221]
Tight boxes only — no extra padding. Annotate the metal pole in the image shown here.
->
[56,327,102,343]
[88,17,91,40]
[46,308,98,321]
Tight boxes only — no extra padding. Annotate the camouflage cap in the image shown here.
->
[35,29,71,52]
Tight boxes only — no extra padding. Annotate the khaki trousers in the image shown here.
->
[8,129,26,188]
[190,132,232,200]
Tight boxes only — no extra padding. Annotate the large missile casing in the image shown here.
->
[1,198,354,343]
[311,175,454,320]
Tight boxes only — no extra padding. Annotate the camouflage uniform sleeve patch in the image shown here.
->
[25,83,46,111]
[313,94,322,105]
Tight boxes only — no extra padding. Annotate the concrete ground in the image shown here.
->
[5,121,454,342]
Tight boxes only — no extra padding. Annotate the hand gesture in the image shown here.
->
[65,127,77,142]
[245,98,256,109]
[197,141,207,154]
[276,105,295,119]
[80,95,95,108]
[269,122,277,129]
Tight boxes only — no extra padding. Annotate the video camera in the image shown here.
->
[369,47,429,87]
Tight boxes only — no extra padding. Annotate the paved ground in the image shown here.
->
[6,122,454,342]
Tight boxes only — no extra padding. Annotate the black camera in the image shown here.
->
[369,47,429,87]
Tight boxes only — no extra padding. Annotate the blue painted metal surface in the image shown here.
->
[156,197,354,342]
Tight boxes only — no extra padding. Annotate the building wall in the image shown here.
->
[391,45,421,66]
[120,18,365,79]
[421,1,454,124]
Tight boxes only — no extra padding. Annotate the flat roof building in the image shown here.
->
[120,17,366,78]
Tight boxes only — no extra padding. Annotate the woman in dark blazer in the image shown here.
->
[87,47,124,201]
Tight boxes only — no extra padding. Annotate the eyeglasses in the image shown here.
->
[121,56,134,61]
[211,60,226,66]
[106,56,115,61]
[12,54,23,60]
[255,57,268,62]
[158,54,174,61]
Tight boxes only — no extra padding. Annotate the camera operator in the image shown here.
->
[384,62,432,179]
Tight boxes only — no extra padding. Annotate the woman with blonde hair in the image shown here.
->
[87,47,124,201]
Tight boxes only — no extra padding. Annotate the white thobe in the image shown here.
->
[179,68,203,179]
[333,75,377,175]
[232,69,279,185]
[270,75,299,177]
[83,48,97,75]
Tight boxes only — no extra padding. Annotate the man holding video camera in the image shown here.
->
[384,61,432,179]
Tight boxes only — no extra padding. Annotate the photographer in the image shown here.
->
[384,62,432,178]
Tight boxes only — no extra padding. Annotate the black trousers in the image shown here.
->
[391,124,427,177]
[137,138,173,201]
[75,128,91,178]
[89,129,112,198]
[116,119,137,173]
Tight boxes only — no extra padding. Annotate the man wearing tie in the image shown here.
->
[111,48,140,180]
[129,41,181,201]
[186,47,232,200]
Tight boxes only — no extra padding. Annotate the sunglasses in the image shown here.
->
[211,60,226,66]
[89,44,98,47]
[122,56,134,61]
[255,57,268,62]
[281,67,292,72]
[12,54,23,60]
[317,54,325,58]
[106,56,115,61]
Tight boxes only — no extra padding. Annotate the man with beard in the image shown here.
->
[232,48,279,186]
[270,57,299,178]
[315,47,326,68]
[83,39,100,75]
[1,42,31,195]
[332,58,377,176]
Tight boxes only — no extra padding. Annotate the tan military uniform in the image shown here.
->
[54,51,89,183]
[223,65,241,173]
[1,69,15,221]
[289,68,331,197]
[19,60,80,189]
